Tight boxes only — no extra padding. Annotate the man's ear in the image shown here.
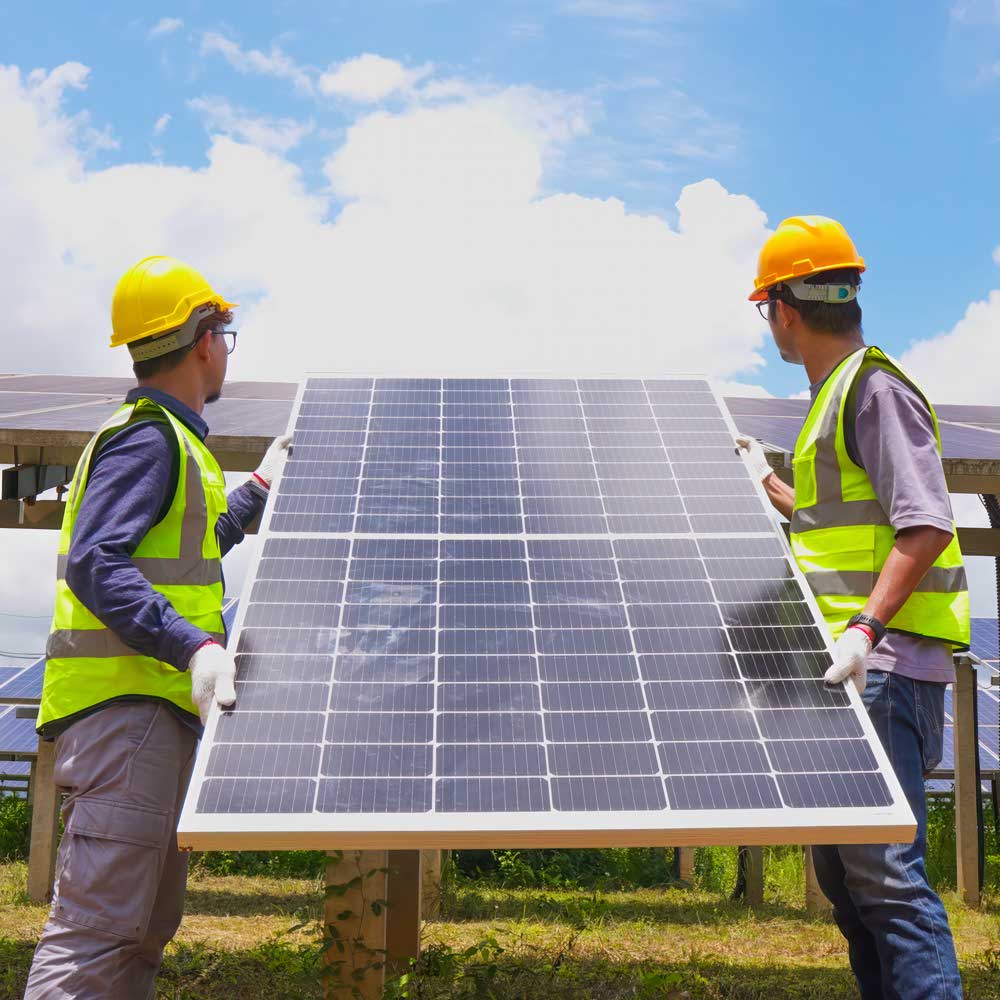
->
[192,330,213,361]
[775,299,798,328]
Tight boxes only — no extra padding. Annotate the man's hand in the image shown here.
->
[824,626,873,695]
[735,435,774,483]
[189,641,236,725]
[253,434,293,489]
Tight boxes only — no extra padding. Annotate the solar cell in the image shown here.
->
[724,397,1000,461]
[178,377,914,849]
[970,618,999,664]
[0,706,38,756]
[0,661,44,704]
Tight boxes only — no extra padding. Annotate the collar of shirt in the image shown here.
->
[124,386,209,441]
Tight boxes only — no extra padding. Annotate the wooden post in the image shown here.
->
[804,847,832,917]
[952,657,981,908]
[26,737,60,904]
[745,846,764,907]
[674,846,695,883]
[386,850,422,976]
[421,849,442,919]
[324,850,388,999]
[26,759,36,808]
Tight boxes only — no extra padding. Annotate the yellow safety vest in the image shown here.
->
[38,397,227,732]
[789,346,969,650]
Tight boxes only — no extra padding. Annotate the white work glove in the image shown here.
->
[253,434,293,488]
[734,435,774,483]
[824,626,873,695]
[189,641,237,725]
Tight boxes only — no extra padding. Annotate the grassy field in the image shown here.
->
[1,860,998,999]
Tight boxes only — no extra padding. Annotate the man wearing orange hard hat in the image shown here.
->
[739,217,967,998]
[25,257,291,998]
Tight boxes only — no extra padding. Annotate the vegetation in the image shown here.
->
[0,795,997,997]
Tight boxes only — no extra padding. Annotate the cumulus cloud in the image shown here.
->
[0,58,775,385]
[319,53,433,103]
[200,32,314,96]
[148,17,184,39]
[152,112,171,136]
[900,289,1000,403]
[188,96,312,152]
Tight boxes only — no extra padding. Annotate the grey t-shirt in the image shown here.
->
[808,362,956,684]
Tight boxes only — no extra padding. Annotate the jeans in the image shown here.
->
[813,670,962,1000]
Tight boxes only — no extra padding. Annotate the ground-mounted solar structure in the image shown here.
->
[177,376,915,849]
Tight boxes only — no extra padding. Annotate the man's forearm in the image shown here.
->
[862,526,954,626]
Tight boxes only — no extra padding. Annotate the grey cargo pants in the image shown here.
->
[24,701,197,1000]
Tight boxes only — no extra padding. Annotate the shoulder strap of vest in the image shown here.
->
[843,347,937,469]
[83,400,180,520]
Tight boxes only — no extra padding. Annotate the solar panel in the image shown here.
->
[178,376,914,849]
[0,667,23,687]
[0,705,39,757]
[0,661,44,704]
[725,397,1000,461]
[971,619,999,664]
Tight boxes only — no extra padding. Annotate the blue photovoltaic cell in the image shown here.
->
[970,618,999,664]
[192,377,899,821]
[0,706,38,756]
[0,661,44,703]
[267,379,774,537]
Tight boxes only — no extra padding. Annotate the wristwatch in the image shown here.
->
[846,613,887,648]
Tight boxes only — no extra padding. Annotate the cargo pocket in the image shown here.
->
[53,795,169,941]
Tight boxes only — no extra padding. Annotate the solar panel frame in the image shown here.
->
[178,374,915,850]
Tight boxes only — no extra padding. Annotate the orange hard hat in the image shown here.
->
[749,215,865,301]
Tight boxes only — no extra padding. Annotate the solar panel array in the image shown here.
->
[970,618,1000,665]
[179,376,913,846]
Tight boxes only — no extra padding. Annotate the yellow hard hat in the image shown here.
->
[110,255,237,351]
[749,215,865,301]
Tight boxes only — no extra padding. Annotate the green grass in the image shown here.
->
[0,861,998,999]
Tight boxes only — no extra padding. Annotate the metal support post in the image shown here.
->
[26,737,60,903]
[952,656,981,908]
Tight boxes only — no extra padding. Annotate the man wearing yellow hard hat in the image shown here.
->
[739,217,968,998]
[25,257,291,998]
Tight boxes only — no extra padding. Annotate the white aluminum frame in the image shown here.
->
[178,372,916,851]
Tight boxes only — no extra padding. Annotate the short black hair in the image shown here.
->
[770,267,862,336]
[132,309,232,381]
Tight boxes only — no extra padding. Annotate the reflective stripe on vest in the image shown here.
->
[38,398,226,732]
[788,346,970,649]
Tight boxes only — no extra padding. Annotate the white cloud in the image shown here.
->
[148,17,183,39]
[152,112,171,136]
[900,289,1000,403]
[188,97,312,153]
[0,58,771,385]
[319,54,432,103]
[200,32,314,96]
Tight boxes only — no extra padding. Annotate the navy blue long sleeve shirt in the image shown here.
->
[62,387,265,702]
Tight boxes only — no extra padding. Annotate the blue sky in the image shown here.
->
[4,0,1000,398]
[2,1,1000,649]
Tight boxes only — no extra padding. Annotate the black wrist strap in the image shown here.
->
[847,613,887,648]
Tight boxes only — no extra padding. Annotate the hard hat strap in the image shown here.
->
[783,278,858,304]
